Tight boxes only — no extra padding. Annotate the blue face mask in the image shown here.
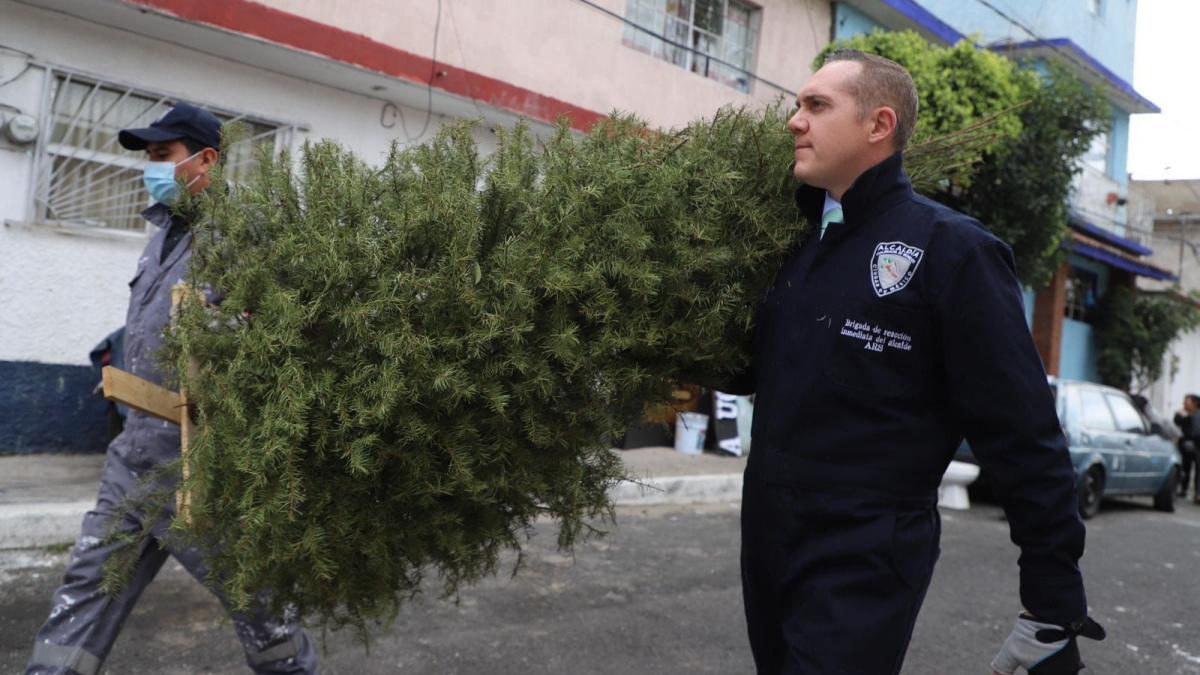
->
[143,150,203,205]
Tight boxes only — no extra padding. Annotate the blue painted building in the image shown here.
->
[832,0,1171,383]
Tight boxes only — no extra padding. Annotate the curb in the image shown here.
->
[0,501,92,550]
[0,473,746,550]
[610,473,743,507]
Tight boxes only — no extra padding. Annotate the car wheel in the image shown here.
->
[1078,466,1104,519]
[1154,467,1178,513]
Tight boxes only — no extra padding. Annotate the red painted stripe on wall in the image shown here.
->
[122,0,607,130]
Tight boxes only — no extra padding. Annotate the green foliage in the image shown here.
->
[163,104,977,634]
[1096,285,1200,393]
[940,63,1111,287]
[816,31,1031,190]
[167,108,801,632]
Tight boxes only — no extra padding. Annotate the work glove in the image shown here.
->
[991,613,1106,674]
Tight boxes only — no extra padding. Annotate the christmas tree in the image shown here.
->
[164,104,984,632]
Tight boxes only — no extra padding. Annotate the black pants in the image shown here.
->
[741,479,940,675]
[1180,449,1196,496]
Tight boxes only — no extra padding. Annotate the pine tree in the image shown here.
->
[163,104,983,632]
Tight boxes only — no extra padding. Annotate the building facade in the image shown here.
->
[830,0,1165,382]
[1130,179,1200,414]
[0,0,833,453]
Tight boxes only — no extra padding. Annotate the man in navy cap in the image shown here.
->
[25,103,319,675]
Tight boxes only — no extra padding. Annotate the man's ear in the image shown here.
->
[199,147,220,171]
[867,106,898,147]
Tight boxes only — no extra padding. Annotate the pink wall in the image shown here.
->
[231,0,831,129]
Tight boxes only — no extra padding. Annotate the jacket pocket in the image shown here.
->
[823,300,932,398]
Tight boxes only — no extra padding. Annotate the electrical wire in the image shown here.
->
[392,0,443,143]
[0,46,34,90]
[571,0,795,96]
[972,0,1114,72]
[1072,204,1200,261]
[971,0,1042,41]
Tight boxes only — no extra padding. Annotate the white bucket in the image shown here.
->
[674,412,709,455]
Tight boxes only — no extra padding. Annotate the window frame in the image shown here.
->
[25,63,300,235]
[622,0,762,93]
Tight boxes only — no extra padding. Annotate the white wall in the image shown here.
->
[1139,222,1200,414]
[0,0,501,365]
[1148,328,1200,418]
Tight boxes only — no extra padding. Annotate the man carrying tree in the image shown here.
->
[730,50,1105,674]
[25,103,318,675]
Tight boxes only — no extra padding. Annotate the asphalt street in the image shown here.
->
[3,497,1199,674]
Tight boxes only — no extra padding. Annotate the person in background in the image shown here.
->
[1174,393,1199,502]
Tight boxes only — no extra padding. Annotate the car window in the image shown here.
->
[1051,384,1065,425]
[1105,394,1147,434]
[1063,386,1081,429]
[1079,389,1116,431]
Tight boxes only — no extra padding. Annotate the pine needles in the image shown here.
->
[165,103,955,633]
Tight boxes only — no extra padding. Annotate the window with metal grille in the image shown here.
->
[622,0,761,94]
[30,68,293,232]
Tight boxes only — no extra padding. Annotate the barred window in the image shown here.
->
[31,68,293,232]
[622,0,761,94]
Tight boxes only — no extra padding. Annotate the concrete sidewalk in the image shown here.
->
[0,446,747,550]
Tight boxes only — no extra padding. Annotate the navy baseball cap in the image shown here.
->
[118,102,222,151]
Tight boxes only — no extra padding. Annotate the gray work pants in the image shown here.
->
[25,453,318,674]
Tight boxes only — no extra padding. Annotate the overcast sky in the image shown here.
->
[1127,0,1198,181]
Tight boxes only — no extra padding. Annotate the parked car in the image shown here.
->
[954,378,1182,519]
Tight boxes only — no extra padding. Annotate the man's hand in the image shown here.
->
[991,613,1105,674]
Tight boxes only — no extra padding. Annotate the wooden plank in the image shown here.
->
[102,366,183,425]
[172,283,206,314]
[171,284,209,523]
[177,390,193,523]
[177,357,200,524]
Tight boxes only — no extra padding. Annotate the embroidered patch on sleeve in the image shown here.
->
[870,241,924,297]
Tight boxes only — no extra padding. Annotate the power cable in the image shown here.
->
[972,0,1042,41]
[0,45,34,90]
[391,0,443,143]
[972,0,1117,78]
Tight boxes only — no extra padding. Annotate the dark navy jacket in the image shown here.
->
[738,152,1087,624]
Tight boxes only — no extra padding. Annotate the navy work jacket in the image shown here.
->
[736,152,1087,624]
